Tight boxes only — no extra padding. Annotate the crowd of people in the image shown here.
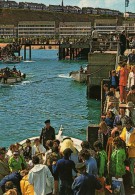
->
[0,43,21,60]
[0,103,135,195]
[0,47,135,194]
[0,66,23,83]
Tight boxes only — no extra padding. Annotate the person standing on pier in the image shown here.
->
[40,120,55,148]
[92,28,99,41]
[119,30,127,56]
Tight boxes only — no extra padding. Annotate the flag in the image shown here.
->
[125,0,129,7]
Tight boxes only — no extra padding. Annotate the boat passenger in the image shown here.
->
[20,170,34,195]
[0,170,25,194]
[3,181,17,195]
[12,66,17,72]
[43,140,53,164]
[8,151,27,172]
[0,149,10,195]
[32,138,46,163]
[23,139,32,160]
[40,120,55,148]
[52,148,76,195]
[80,66,84,73]
[72,162,102,195]
[28,156,54,195]
[4,189,17,195]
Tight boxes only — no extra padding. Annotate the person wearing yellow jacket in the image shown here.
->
[120,118,135,188]
[20,174,34,195]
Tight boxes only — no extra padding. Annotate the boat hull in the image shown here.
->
[70,71,87,83]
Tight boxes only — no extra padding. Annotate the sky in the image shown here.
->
[16,0,135,13]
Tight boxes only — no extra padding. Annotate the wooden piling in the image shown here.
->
[24,45,26,61]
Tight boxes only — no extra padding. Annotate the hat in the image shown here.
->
[45,119,50,124]
[75,162,86,170]
[126,102,134,108]
[63,148,73,155]
[63,137,71,141]
[13,151,19,155]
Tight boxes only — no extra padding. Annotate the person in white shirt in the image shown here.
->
[92,28,99,41]
[32,138,46,163]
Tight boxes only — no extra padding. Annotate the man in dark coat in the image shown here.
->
[72,162,102,195]
[52,148,76,195]
[119,30,127,56]
[40,120,55,148]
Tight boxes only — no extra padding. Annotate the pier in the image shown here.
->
[20,40,119,61]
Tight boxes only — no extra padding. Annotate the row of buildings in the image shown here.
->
[0,0,135,18]
[0,19,135,38]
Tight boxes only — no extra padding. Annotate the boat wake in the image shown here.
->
[58,74,71,79]
[23,60,35,63]
[21,81,31,85]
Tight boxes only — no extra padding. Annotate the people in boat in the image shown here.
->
[80,66,84,73]
[52,148,76,195]
[40,120,55,148]
[23,139,32,160]
[0,148,10,195]
[20,169,34,195]
[72,162,102,195]
[28,156,54,195]
[0,170,26,194]
[12,66,17,72]
[32,138,46,163]
[8,151,27,172]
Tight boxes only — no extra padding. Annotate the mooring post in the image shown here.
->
[24,45,26,61]
[63,48,65,59]
[29,45,31,61]
[70,44,72,60]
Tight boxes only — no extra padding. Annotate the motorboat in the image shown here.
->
[19,126,82,152]
[69,66,88,83]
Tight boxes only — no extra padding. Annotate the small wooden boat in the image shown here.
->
[2,56,22,64]
[0,73,26,84]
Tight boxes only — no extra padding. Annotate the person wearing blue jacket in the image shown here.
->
[0,171,22,194]
[72,162,102,195]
